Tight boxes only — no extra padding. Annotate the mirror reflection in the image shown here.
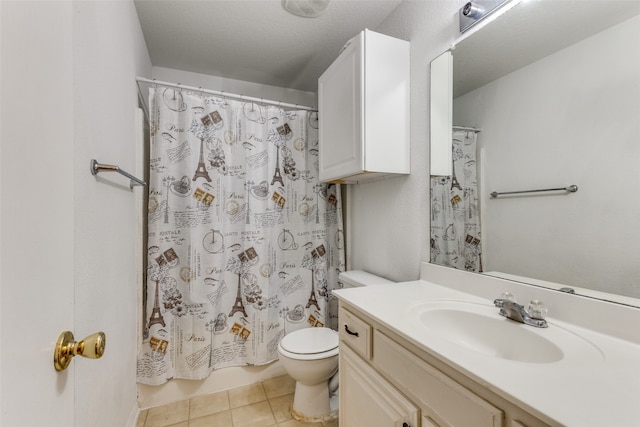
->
[430,0,640,306]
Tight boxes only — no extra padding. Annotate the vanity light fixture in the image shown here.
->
[459,0,526,34]
[282,0,331,18]
[459,0,511,32]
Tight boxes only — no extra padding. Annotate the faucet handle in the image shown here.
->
[500,292,516,302]
[494,292,516,307]
[527,300,548,320]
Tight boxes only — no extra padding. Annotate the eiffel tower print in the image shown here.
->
[193,138,212,182]
[305,245,325,310]
[229,274,248,317]
[271,146,284,186]
[306,270,320,310]
[148,280,166,328]
[450,146,462,190]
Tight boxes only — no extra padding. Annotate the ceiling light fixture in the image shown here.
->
[282,0,331,18]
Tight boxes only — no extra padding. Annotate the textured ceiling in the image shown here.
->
[134,0,403,92]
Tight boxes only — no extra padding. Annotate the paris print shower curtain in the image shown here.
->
[137,87,345,385]
[430,129,482,272]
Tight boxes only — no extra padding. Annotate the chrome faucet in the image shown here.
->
[493,298,548,328]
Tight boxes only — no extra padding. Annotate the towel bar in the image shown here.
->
[490,185,577,198]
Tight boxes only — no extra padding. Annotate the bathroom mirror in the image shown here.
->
[430,0,640,307]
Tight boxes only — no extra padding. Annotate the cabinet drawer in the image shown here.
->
[373,330,503,427]
[339,307,372,360]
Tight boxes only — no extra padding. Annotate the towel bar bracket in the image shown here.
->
[90,159,147,189]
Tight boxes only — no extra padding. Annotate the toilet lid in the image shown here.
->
[280,327,338,355]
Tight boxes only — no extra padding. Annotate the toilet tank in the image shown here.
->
[338,270,394,289]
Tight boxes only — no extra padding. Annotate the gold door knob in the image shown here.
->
[54,331,106,372]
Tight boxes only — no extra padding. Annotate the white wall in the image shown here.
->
[1,1,151,426]
[72,2,152,426]
[347,1,469,281]
[152,66,317,108]
[453,15,640,298]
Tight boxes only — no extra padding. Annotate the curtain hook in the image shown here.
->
[199,86,204,98]
[152,78,157,89]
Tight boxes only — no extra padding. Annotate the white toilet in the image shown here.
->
[277,270,393,422]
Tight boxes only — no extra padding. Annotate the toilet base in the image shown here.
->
[290,381,338,423]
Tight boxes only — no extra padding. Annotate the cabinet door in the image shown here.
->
[374,330,503,427]
[318,33,363,182]
[340,344,419,427]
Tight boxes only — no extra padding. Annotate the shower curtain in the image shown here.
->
[430,129,482,272]
[137,87,345,385]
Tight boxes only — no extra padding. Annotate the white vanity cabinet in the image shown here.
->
[318,29,410,184]
[338,304,552,427]
[341,344,419,427]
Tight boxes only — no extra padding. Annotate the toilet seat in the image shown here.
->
[279,327,339,360]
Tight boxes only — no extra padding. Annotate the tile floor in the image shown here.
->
[137,374,339,427]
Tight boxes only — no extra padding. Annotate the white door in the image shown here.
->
[1,2,77,426]
[3,2,147,426]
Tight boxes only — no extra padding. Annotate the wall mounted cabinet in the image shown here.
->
[318,29,410,184]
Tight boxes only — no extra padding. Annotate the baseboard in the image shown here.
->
[126,403,141,427]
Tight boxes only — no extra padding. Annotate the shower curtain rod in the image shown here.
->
[136,77,318,112]
[453,125,481,132]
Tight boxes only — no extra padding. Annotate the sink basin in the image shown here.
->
[409,300,603,364]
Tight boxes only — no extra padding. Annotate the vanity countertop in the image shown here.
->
[333,278,640,426]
